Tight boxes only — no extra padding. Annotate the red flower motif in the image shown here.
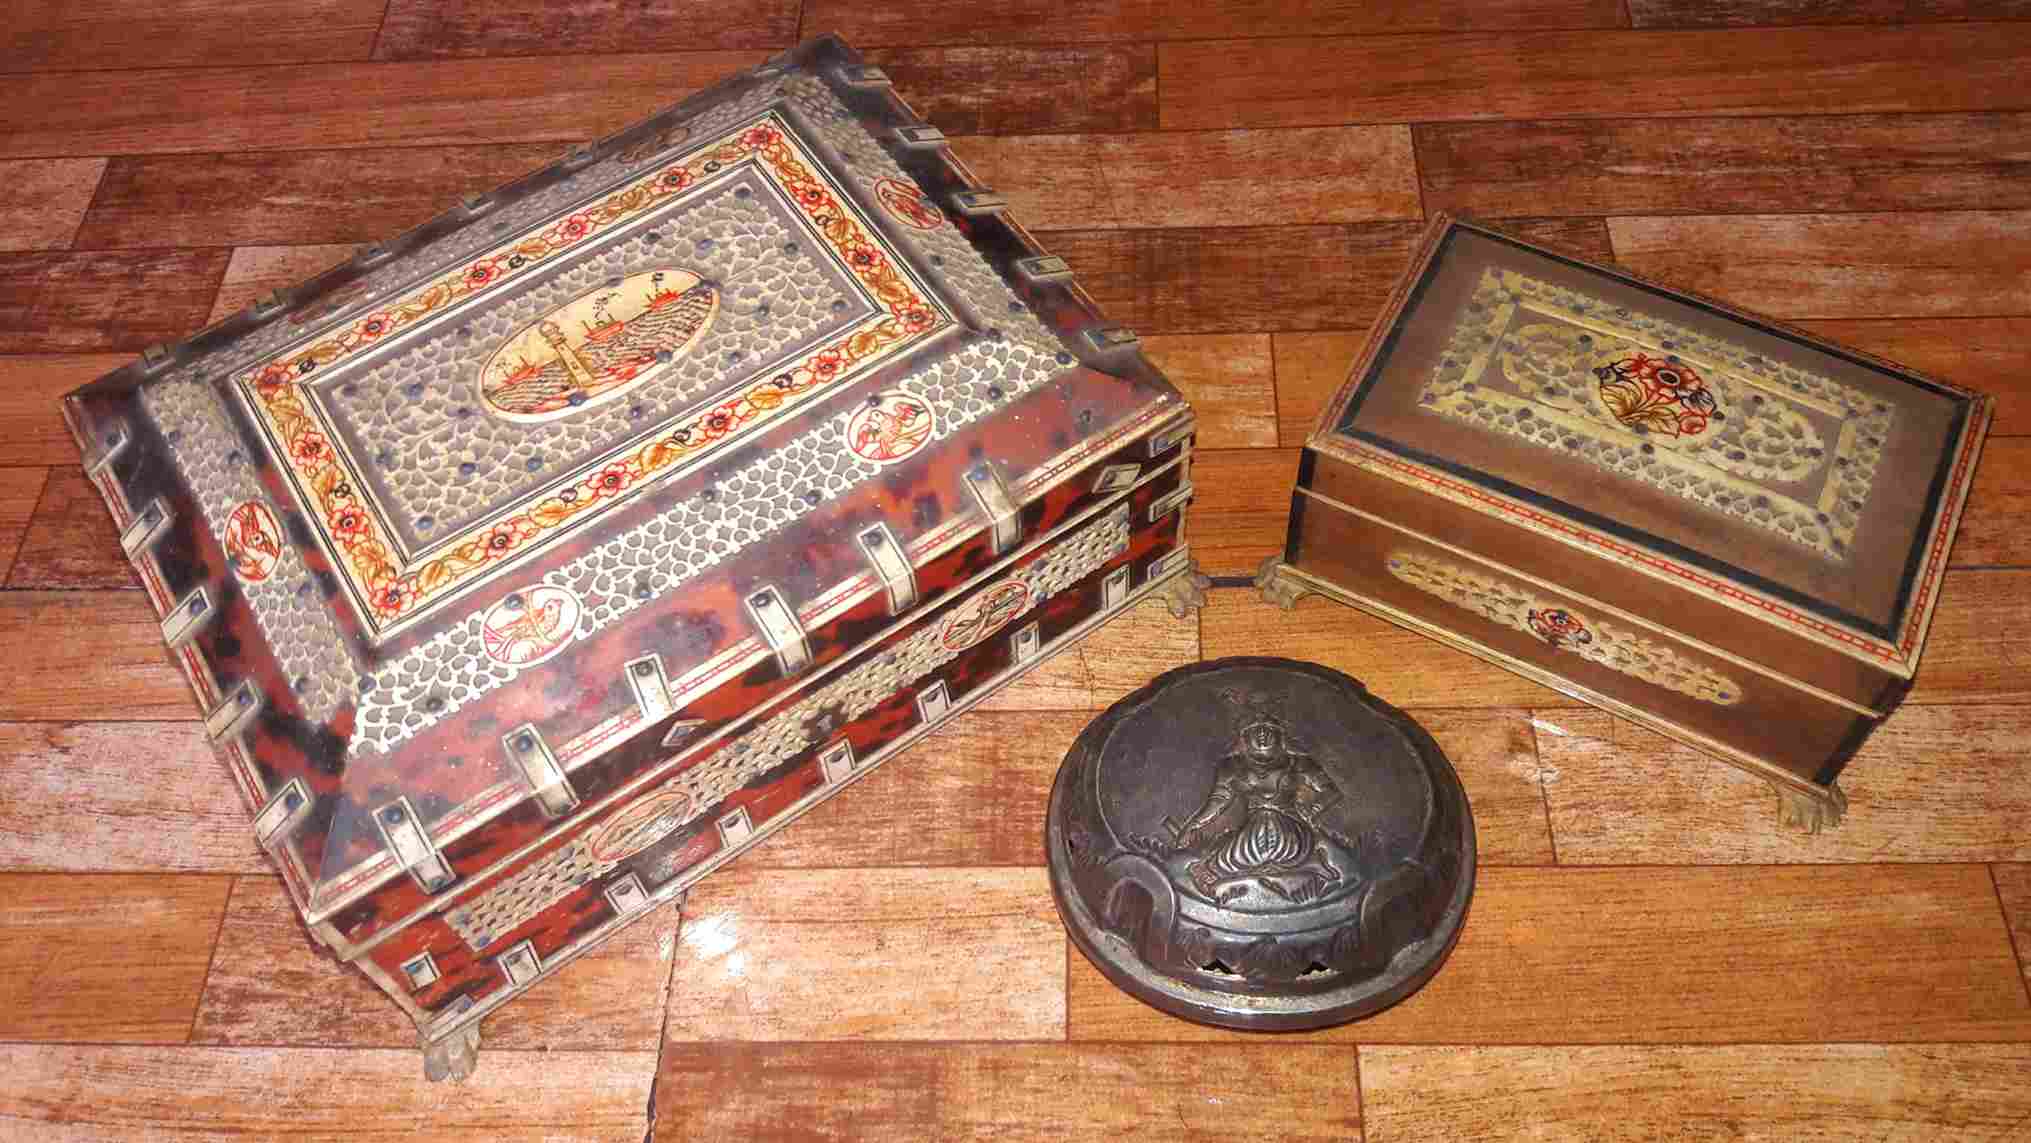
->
[810,350,843,378]
[659,168,693,191]
[846,243,882,271]
[741,126,778,147]
[329,504,368,538]
[592,463,634,498]
[373,580,414,615]
[465,260,499,288]
[900,307,933,332]
[255,363,294,392]
[557,214,592,240]
[291,431,330,465]
[359,312,394,339]
[798,187,829,208]
[479,517,537,558]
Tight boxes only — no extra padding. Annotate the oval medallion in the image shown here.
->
[478,268,719,423]
[843,389,935,465]
[223,500,284,583]
[939,580,1031,651]
[875,177,943,231]
[585,785,695,863]
[479,584,582,667]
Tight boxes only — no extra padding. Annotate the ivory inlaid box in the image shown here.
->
[62,35,1203,1079]
[1258,216,1989,832]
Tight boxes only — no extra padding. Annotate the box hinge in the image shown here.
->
[1149,482,1195,524]
[503,725,580,818]
[84,423,130,481]
[400,951,440,989]
[119,497,174,558]
[248,289,289,320]
[161,587,215,648]
[1093,462,1141,495]
[963,463,1022,555]
[139,343,177,376]
[855,523,918,615]
[915,679,951,724]
[1084,326,1140,352]
[204,680,262,742]
[373,798,455,894]
[1149,545,1193,584]
[604,872,651,915]
[817,738,857,785]
[459,191,496,217]
[625,653,674,722]
[894,125,947,149]
[1011,620,1043,664]
[1149,414,1196,458]
[949,189,1008,217]
[558,143,599,172]
[716,805,755,847]
[744,584,811,676]
[353,242,396,268]
[498,939,542,986]
[1102,564,1132,609]
[1014,255,1074,283]
[839,64,892,87]
[251,777,313,851]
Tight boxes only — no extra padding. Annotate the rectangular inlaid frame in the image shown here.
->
[1309,214,1991,673]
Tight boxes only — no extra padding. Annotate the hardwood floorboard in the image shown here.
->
[0,249,229,354]
[865,45,1157,135]
[0,355,136,465]
[0,722,264,874]
[1627,0,2031,27]
[801,0,1625,47]
[1187,446,1300,577]
[1271,330,1369,445]
[1140,334,1278,449]
[0,160,105,252]
[1416,113,2031,219]
[664,866,1066,1042]
[0,467,45,584]
[957,126,1418,230]
[1536,707,2031,864]
[205,245,357,323]
[1606,211,2031,320]
[1361,1044,2031,1143]
[1044,217,1606,336]
[0,1045,658,1142]
[374,0,799,59]
[0,592,193,722]
[9,467,137,589]
[1905,571,2031,704]
[1792,318,2031,435]
[74,145,570,250]
[191,874,680,1050]
[0,873,233,1043]
[650,1042,1363,1141]
[1159,25,2031,130]
[1955,438,2031,566]
[1994,864,2031,1003]
[1067,864,2031,1043]
[0,0,386,74]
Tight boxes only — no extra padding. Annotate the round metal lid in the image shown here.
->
[1046,656,1476,1030]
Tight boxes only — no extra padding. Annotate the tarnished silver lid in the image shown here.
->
[1046,656,1475,1030]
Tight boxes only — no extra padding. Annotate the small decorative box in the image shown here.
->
[1259,216,1990,832]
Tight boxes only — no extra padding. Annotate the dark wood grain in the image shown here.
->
[1043,218,1607,336]
[1159,25,2031,130]
[1362,1045,2031,1141]
[0,53,766,158]
[1187,447,1300,576]
[1140,334,1279,449]
[0,592,194,722]
[651,1042,1363,1141]
[1608,211,2031,320]
[0,160,106,252]
[74,145,569,250]
[960,126,1419,230]
[0,467,44,585]
[0,0,385,73]
[1955,438,2030,566]
[191,874,681,1049]
[1068,864,2031,1043]
[1417,114,2031,219]
[0,355,127,466]
[1995,863,2031,1001]
[9,467,137,589]
[0,873,233,1043]
[0,722,265,874]
[0,1045,657,1141]
[205,246,355,323]
[1535,706,2031,863]
[1627,0,2031,26]
[1905,571,2031,704]
[0,250,229,354]
[867,45,1157,135]
[1271,330,1369,445]
[804,0,1625,46]
[375,0,798,59]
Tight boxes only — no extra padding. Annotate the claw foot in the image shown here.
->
[1773,780,1846,834]
[1254,556,1310,611]
[421,1022,481,1083]
[1157,569,1212,619]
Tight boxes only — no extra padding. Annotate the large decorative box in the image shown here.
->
[1258,216,1989,832]
[62,35,1202,1079]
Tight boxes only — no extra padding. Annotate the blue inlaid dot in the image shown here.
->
[526,456,543,471]
[1056,352,1073,365]
[459,462,477,477]
[734,186,752,200]
[696,238,714,253]
[405,382,424,398]
[283,791,303,811]
[417,515,435,531]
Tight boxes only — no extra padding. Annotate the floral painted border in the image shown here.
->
[238,114,951,637]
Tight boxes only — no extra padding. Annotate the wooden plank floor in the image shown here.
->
[2,4,2030,1140]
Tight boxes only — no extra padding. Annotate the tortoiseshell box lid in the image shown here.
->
[61,36,1187,930]
[1311,216,1989,698]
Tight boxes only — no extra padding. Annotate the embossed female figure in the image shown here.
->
[1146,694,1354,904]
